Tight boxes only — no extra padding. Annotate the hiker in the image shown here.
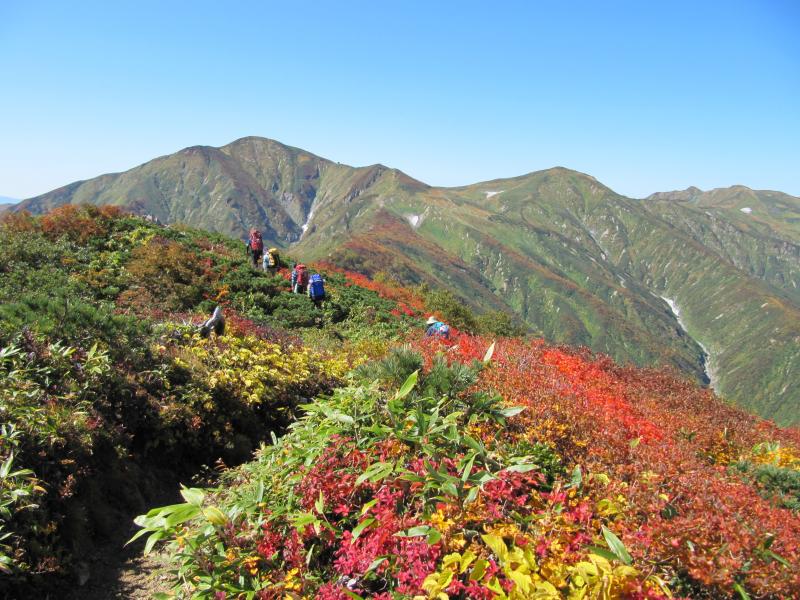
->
[425,315,450,339]
[199,306,225,338]
[308,273,326,308]
[247,228,264,268]
[294,263,309,294]
[263,247,280,275]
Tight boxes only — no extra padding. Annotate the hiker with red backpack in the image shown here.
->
[247,229,264,268]
[293,263,309,294]
[308,272,326,308]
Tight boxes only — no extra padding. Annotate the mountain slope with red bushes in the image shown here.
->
[131,270,800,598]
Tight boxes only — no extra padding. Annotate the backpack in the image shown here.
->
[309,273,325,299]
[267,248,279,267]
[428,321,450,338]
[249,231,263,253]
[296,264,309,286]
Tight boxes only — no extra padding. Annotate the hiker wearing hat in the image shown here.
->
[425,316,450,339]
[263,247,280,275]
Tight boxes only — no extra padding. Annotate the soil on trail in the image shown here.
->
[61,532,171,600]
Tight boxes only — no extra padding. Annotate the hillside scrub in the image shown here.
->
[4,206,800,598]
[133,336,800,599]
[0,207,421,589]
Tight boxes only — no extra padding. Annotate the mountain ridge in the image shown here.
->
[13,136,800,424]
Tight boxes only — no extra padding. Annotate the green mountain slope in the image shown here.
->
[16,137,800,424]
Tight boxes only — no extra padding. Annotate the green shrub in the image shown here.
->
[476,310,528,337]
[424,289,479,333]
[731,461,800,510]
[123,237,208,311]
[354,345,423,388]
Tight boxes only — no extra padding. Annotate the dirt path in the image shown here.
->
[62,528,172,600]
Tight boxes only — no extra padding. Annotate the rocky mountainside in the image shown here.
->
[16,137,800,424]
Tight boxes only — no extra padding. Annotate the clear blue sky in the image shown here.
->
[1,0,798,199]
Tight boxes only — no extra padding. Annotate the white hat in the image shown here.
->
[426,316,438,325]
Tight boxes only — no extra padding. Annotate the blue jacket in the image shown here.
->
[425,322,450,338]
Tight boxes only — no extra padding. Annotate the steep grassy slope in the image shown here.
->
[17,138,411,247]
[16,138,800,424]
[302,170,800,424]
[580,195,800,422]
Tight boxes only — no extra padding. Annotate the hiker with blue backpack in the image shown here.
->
[425,316,450,339]
[308,273,326,308]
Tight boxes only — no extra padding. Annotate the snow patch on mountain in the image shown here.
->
[740,207,752,214]
[484,190,503,198]
[661,296,717,392]
[301,209,315,234]
[407,214,420,227]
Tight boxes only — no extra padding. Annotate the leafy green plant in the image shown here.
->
[0,424,42,574]
[731,460,800,510]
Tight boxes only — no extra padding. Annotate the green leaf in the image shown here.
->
[355,461,394,487]
[763,549,791,567]
[164,504,201,528]
[481,533,508,563]
[460,453,477,482]
[498,406,525,418]
[442,481,459,497]
[143,531,165,555]
[733,582,751,600]
[291,512,319,529]
[315,491,325,514]
[360,499,378,515]
[601,525,632,565]
[202,506,227,526]
[586,545,620,563]
[366,556,387,573]
[351,517,375,540]
[505,464,538,473]
[396,525,431,538]
[395,370,419,400]
[180,487,205,506]
[462,434,485,455]
[483,341,496,364]
[570,465,583,490]
[426,527,442,545]
[0,454,12,478]
[469,558,488,581]
[323,408,355,424]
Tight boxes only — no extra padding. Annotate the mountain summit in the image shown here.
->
[15,137,800,425]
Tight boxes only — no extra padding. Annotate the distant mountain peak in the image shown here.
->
[646,186,704,202]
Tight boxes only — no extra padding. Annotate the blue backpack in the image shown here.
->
[309,273,325,299]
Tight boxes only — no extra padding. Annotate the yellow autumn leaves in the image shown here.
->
[176,334,350,406]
